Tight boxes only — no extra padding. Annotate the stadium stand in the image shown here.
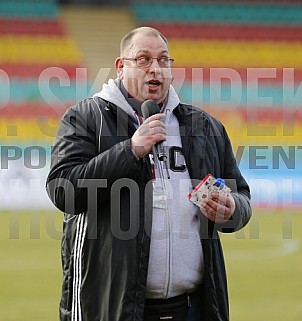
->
[131,2,302,25]
[0,0,86,143]
[1,0,301,208]
[130,0,302,148]
[60,6,135,83]
[0,0,58,18]
[129,0,302,207]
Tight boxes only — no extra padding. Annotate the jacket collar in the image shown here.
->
[93,79,181,122]
[173,103,210,137]
[173,104,210,180]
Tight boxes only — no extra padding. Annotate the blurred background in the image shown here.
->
[0,0,301,320]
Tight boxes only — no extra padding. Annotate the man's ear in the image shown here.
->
[115,58,124,79]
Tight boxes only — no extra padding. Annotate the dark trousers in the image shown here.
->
[144,291,201,321]
[185,290,201,321]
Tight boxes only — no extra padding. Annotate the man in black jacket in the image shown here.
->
[46,26,252,321]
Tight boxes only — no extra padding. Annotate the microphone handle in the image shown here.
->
[155,143,170,179]
[155,143,166,161]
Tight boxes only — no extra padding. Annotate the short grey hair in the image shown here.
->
[120,26,168,56]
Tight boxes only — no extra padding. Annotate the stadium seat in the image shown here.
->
[0,0,58,19]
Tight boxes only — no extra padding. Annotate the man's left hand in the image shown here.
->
[200,192,235,224]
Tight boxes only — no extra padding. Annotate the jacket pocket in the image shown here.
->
[60,246,74,312]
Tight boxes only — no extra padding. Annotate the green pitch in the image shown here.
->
[0,210,62,321]
[222,208,302,321]
[0,209,301,321]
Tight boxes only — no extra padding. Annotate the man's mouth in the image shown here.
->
[147,80,161,86]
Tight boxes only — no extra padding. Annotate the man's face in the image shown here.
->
[115,33,173,104]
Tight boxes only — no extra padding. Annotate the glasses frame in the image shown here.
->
[122,56,174,68]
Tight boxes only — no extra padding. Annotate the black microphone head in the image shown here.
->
[141,100,160,119]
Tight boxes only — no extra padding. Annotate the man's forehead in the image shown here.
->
[126,34,168,54]
[136,49,169,55]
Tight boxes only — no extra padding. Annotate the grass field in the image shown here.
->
[222,208,302,321]
[0,208,301,321]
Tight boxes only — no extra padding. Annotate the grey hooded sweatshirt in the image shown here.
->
[93,79,204,299]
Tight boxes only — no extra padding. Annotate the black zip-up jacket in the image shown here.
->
[46,97,252,321]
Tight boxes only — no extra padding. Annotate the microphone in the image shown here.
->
[141,100,166,161]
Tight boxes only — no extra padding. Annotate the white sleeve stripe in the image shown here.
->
[71,213,87,321]
[92,97,103,153]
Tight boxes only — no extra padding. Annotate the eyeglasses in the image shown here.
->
[122,56,174,68]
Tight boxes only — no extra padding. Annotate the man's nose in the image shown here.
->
[149,58,161,71]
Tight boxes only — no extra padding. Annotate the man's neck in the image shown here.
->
[117,79,166,116]
[117,79,143,116]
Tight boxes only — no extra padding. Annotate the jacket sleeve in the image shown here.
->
[46,101,142,215]
[217,126,252,233]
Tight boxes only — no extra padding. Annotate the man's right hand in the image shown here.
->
[131,113,166,158]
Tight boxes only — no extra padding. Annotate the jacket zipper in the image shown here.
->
[133,231,145,321]
[163,108,172,299]
[164,202,172,299]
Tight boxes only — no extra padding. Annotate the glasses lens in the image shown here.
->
[160,59,170,67]
[159,58,173,68]
[135,57,173,68]
[136,57,150,67]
